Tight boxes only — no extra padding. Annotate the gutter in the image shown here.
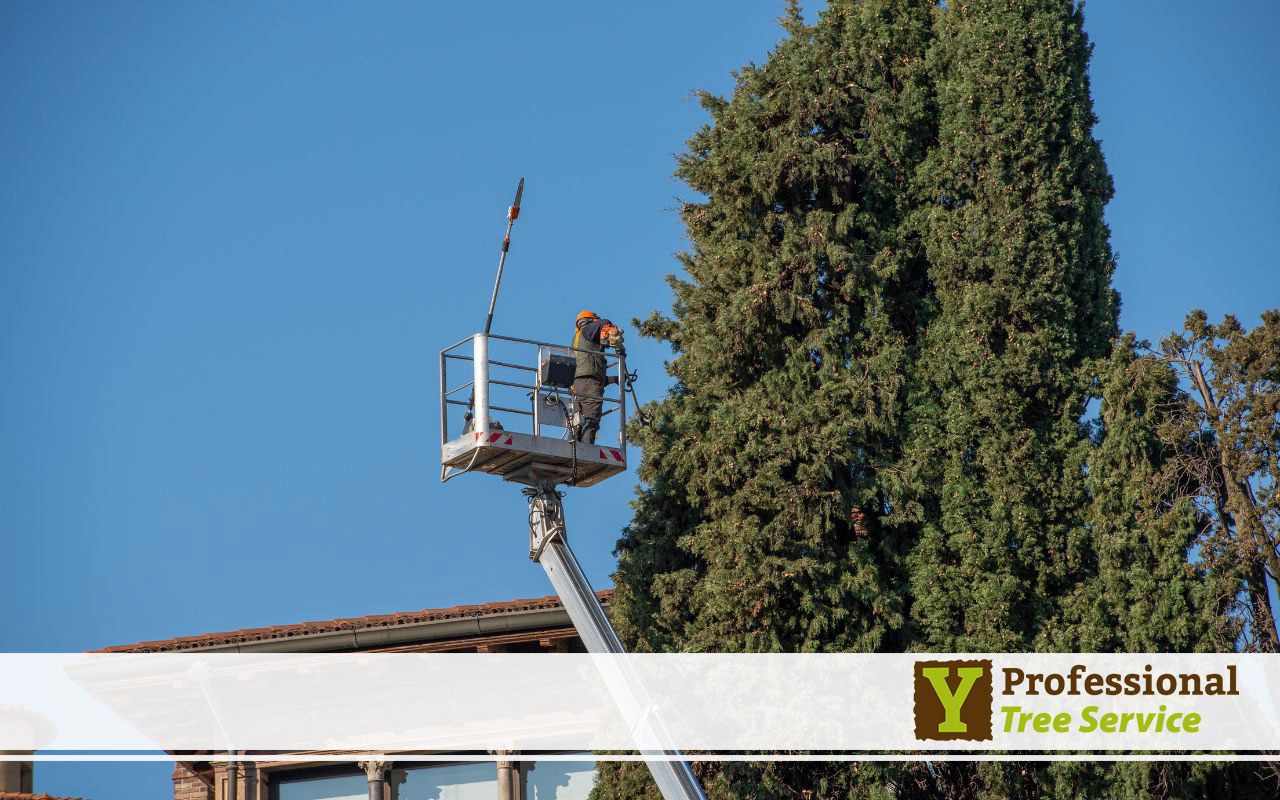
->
[180,606,576,653]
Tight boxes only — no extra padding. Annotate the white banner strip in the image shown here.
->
[1,653,1275,752]
[8,755,1280,762]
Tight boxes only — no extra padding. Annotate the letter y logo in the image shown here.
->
[913,659,993,741]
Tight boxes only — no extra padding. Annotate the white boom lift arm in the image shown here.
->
[525,482,708,800]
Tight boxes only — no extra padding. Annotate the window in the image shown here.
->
[268,758,596,800]
[275,770,366,800]
[398,763,497,800]
[526,761,595,800]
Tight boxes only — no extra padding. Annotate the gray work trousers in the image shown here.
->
[573,376,603,444]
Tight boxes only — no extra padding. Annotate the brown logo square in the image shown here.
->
[913,659,993,741]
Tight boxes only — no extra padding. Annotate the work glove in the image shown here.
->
[605,330,625,349]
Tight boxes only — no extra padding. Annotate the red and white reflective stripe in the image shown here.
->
[597,448,625,462]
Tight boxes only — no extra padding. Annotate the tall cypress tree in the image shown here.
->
[595,1,935,796]
[897,3,1118,795]
[1052,338,1265,800]
[1078,336,1224,654]
[900,0,1117,654]
[609,0,935,658]
[592,2,1257,798]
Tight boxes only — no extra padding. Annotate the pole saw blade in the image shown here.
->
[509,176,524,220]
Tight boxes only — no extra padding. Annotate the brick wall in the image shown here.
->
[171,764,211,800]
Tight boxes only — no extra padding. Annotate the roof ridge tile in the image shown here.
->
[91,590,611,653]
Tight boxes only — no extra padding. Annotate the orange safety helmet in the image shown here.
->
[576,310,598,327]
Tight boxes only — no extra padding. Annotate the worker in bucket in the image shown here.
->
[571,310,623,443]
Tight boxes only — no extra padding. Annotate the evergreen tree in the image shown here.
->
[596,0,935,796]
[899,0,1116,654]
[1067,335,1272,798]
[895,3,1202,796]
[608,0,935,658]
[592,1,1268,798]
[1074,336,1228,654]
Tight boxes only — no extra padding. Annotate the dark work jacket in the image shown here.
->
[572,318,612,381]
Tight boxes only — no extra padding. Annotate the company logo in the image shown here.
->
[913,659,993,741]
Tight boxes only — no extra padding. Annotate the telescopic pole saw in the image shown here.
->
[484,177,524,335]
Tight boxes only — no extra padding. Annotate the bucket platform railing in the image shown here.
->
[440,332,629,486]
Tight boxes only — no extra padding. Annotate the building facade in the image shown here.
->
[0,762,34,795]
[98,592,612,800]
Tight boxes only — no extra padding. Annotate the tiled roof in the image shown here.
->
[0,794,84,800]
[94,590,612,653]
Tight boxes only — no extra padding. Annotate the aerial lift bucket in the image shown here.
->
[440,335,706,800]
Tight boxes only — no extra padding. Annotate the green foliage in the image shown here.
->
[899,0,1116,654]
[609,0,936,657]
[590,1,1277,798]
[1071,336,1224,653]
[1149,310,1280,652]
[919,760,1270,800]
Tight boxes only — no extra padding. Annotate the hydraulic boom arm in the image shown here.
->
[524,484,708,800]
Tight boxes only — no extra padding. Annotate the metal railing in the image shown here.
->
[440,332,628,451]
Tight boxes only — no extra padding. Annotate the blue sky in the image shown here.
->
[1,1,1277,798]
